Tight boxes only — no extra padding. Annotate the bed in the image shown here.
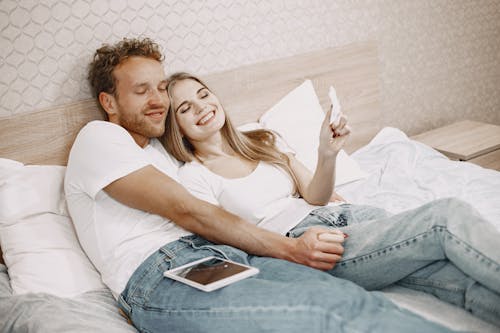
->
[1,41,499,333]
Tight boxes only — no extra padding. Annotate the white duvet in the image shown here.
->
[338,127,500,333]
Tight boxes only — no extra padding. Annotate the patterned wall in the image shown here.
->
[1,0,499,135]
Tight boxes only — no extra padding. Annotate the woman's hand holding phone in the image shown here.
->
[318,87,351,158]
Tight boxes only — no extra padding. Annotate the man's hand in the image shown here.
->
[287,227,344,270]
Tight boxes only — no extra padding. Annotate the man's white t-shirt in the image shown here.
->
[178,161,319,235]
[65,121,191,298]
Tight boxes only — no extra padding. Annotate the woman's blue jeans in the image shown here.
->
[117,197,498,332]
[288,198,500,327]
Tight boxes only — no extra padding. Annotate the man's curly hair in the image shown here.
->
[88,38,164,113]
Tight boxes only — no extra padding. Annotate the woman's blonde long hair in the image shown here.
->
[161,72,299,190]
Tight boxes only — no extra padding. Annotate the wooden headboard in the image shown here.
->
[0,41,381,264]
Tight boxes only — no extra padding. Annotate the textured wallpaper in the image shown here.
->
[1,0,499,135]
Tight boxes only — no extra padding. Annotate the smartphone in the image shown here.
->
[163,256,259,292]
[328,86,341,126]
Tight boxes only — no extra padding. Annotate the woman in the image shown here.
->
[163,72,500,327]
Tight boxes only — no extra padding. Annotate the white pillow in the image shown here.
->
[259,80,367,186]
[0,158,105,297]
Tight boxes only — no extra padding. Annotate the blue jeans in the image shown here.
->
[118,230,458,332]
[287,198,500,327]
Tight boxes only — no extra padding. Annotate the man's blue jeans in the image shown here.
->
[288,198,500,327]
[118,198,498,332]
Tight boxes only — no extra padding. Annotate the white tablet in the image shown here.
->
[163,256,259,292]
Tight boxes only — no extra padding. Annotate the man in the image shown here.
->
[65,37,453,332]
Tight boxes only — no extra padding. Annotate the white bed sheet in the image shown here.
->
[338,127,500,333]
[0,264,136,333]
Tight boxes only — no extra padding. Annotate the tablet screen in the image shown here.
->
[172,258,250,285]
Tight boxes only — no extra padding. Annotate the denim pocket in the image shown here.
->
[178,235,250,266]
[287,206,350,238]
[123,250,175,308]
[309,206,349,228]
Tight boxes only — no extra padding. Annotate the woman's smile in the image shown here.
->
[197,110,216,125]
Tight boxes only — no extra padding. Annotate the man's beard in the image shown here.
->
[118,107,166,139]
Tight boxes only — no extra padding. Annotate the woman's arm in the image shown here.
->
[289,109,350,205]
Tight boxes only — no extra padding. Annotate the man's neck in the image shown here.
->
[130,133,150,148]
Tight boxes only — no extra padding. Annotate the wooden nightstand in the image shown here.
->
[411,120,500,171]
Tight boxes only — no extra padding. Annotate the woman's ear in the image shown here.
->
[98,92,117,118]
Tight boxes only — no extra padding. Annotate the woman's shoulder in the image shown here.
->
[178,160,223,192]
